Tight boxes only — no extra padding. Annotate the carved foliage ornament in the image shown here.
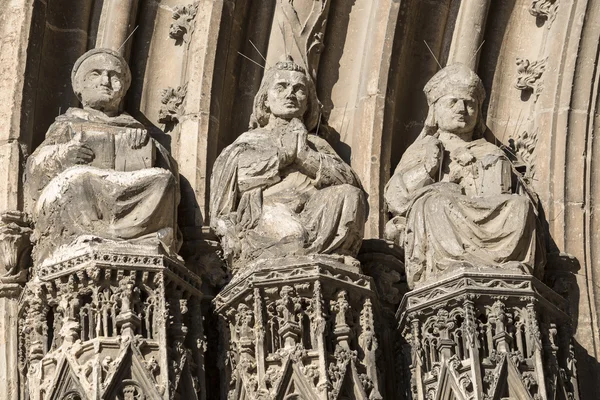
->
[529,0,558,25]
[158,84,187,126]
[169,3,199,44]
[515,57,547,100]
[512,128,539,181]
[0,211,32,285]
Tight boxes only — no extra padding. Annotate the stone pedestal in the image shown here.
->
[18,243,204,400]
[214,255,384,400]
[397,270,580,400]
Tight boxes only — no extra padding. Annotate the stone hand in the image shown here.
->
[125,128,149,149]
[424,138,443,175]
[59,133,94,165]
[293,118,310,161]
[480,153,501,168]
[279,119,304,166]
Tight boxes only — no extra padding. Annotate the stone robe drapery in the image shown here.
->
[385,134,544,288]
[210,127,367,269]
[26,108,180,263]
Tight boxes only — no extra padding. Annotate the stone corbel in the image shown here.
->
[0,210,32,295]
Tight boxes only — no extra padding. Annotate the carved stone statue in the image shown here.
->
[210,58,367,270]
[25,48,180,264]
[385,63,545,288]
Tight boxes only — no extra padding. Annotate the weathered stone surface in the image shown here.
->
[385,64,545,289]
[210,58,367,272]
[19,243,204,400]
[25,49,181,264]
[19,48,203,400]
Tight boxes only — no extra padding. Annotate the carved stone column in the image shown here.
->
[0,211,32,400]
[215,256,384,400]
[0,7,34,396]
[95,0,140,57]
[447,0,491,69]
[397,271,580,400]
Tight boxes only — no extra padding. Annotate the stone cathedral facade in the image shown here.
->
[0,0,596,399]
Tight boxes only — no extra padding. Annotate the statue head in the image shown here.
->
[420,63,487,140]
[249,57,320,131]
[71,48,132,116]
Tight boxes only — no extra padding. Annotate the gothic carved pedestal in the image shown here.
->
[397,270,580,400]
[18,244,204,400]
[214,256,384,400]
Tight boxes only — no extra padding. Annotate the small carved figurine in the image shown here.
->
[210,57,367,270]
[25,48,181,263]
[385,63,545,288]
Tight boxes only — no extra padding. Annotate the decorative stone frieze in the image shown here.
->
[19,244,204,400]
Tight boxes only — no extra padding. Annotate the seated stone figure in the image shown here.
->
[25,48,180,264]
[210,58,367,271]
[384,63,545,288]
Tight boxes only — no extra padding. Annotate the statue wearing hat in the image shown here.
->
[210,58,367,272]
[385,63,545,288]
[25,48,181,264]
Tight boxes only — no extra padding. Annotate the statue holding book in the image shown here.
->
[384,63,545,288]
[25,48,180,263]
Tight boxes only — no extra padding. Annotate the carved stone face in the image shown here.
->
[434,94,479,138]
[77,53,127,113]
[265,70,308,120]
